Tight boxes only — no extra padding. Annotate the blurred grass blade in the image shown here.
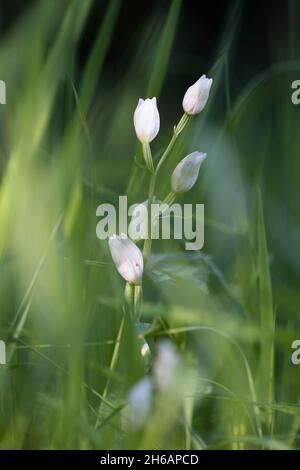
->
[95,313,125,429]
[256,189,275,435]
[80,0,123,111]
[146,0,182,98]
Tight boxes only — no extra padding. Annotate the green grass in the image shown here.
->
[0,0,300,450]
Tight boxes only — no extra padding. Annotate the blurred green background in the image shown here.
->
[0,0,300,450]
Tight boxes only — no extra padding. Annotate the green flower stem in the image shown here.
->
[163,191,176,206]
[134,285,142,321]
[124,282,134,311]
[95,312,125,429]
[142,142,154,174]
[143,171,156,264]
[159,193,176,226]
[142,114,189,265]
[155,113,189,175]
[124,282,142,321]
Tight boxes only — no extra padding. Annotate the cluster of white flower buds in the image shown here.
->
[108,75,213,286]
[133,75,212,145]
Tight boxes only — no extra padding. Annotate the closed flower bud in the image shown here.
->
[133,97,160,143]
[182,75,213,115]
[108,234,144,285]
[153,340,179,392]
[124,377,153,429]
[128,201,148,241]
[171,151,207,194]
[129,199,160,241]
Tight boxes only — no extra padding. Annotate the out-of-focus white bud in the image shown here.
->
[129,200,161,241]
[108,234,144,285]
[182,75,213,115]
[140,338,151,369]
[125,377,153,429]
[128,201,148,241]
[133,97,160,143]
[153,340,179,392]
[171,151,207,194]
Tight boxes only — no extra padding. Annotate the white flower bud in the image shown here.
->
[182,75,213,115]
[129,200,160,241]
[128,201,148,241]
[124,377,152,429]
[153,340,179,392]
[171,151,207,194]
[133,97,160,143]
[108,234,144,285]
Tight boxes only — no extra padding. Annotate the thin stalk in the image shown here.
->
[162,191,176,206]
[142,142,154,174]
[124,282,134,313]
[134,285,142,321]
[142,115,188,263]
[95,312,125,429]
[125,282,142,321]
[143,171,156,263]
[155,113,189,174]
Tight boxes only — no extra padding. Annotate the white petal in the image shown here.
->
[133,97,160,143]
[124,377,152,429]
[153,341,179,391]
[183,75,213,115]
[108,235,144,284]
[171,151,207,193]
[128,201,148,241]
